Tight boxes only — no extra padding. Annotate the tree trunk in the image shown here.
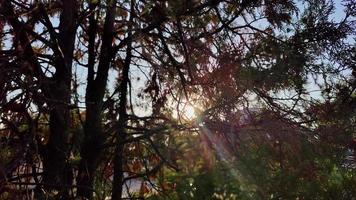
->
[42,0,77,196]
[77,1,117,198]
[112,1,134,199]
[42,90,71,196]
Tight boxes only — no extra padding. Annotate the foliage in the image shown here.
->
[0,0,355,199]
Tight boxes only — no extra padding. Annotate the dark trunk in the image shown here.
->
[112,134,126,200]
[42,91,71,196]
[42,0,77,196]
[112,1,134,199]
[76,94,104,198]
[2,0,77,197]
[77,1,117,198]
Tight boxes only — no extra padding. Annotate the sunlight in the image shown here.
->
[172,103,198,121]
[182,104,197,120]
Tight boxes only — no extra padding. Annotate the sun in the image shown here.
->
[171,102,200,121]
[182,104,197,120]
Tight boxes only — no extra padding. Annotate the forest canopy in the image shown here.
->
[0,0,355,199]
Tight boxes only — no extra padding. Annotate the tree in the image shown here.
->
[0,0,355,199]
